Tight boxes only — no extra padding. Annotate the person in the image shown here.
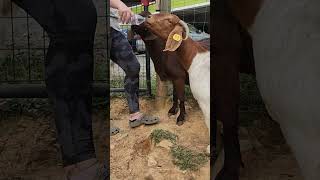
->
[109,0,160,134]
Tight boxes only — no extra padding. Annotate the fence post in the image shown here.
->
[141,0,152,96]
[155,0,171,109]
[159,0,171,12]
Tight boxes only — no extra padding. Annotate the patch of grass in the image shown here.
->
[150,129,178,144]
[171,145,209,171]
[149,129,208,171]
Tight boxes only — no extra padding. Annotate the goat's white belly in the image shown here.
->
[249,0,320,179]
[188,52,210,135]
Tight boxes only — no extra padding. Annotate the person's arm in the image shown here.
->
[110,0,134,24]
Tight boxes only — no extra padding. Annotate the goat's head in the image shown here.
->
[144,13,189,51]
[130,11,157,41]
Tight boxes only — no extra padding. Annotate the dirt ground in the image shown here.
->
[0,99,108,180]
[110,97,303,180]
[215,112,303,180]
[0,97,303,180]
[110,97,210,180]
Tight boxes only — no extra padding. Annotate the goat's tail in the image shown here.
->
[1,0,11,15]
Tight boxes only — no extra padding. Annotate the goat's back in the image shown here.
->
[197,38,210,50]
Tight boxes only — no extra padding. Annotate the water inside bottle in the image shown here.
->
[130,14,146,25]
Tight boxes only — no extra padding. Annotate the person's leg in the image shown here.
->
[110,28,159,128]
[110,28,140,115]
[13,0,98,168]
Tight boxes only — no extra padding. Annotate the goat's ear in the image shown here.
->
[163,25,183,52]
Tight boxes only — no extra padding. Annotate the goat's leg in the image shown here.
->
[213,65,241,180]
[213,52,241,180]
[168,84,179,116]
[213,0,242,179]
[173,79,186,126]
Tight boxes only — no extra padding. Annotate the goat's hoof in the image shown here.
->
[168,107,179,117]
[176,120,184,126]
[168,113,176,118]
[176,114,186,126]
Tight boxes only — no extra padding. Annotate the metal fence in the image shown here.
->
[0,0,210,98]
[111,0,210,96]
[109,2,153,96]
[0,0,109,97]
[0,0,152,98]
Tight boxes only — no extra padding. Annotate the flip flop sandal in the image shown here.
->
[129,119,143,128]
[140,115,160,125]
[110,127,120,136]
[129,115,160,128]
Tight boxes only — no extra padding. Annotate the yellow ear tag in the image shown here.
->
[172,34,182,41]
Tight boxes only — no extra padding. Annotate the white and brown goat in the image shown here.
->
[144,13,210,151]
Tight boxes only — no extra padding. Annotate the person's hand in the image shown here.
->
[117,3,134,24]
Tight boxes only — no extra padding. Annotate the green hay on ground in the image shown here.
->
[150,129,178,144]
[171,145,209,171]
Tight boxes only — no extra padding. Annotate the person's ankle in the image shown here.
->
[129,112,143,121]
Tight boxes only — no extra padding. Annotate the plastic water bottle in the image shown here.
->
[130,14,146,25]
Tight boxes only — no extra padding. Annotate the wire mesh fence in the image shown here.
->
[0,0,112,97]
[0,0,210,97]
[111,0,211,96]
[130,0,210,33]
[0,0,108,83]
[109,2,153,94]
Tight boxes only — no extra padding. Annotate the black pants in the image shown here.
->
[110,28,140,113]
[13,0,97,166]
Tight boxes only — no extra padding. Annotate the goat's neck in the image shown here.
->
[176,38,208,70]
[143,38,164,64]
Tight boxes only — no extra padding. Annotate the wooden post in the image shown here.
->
[159,0,171,13]
[155,0,171,110]
[155,0,161,11]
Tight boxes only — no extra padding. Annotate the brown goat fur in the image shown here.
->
[131,11,190,125]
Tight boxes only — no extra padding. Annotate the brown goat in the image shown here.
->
[143,12,211,153]
[131,11,206,126]
[131,11,188,125]
[142,9,255,180]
